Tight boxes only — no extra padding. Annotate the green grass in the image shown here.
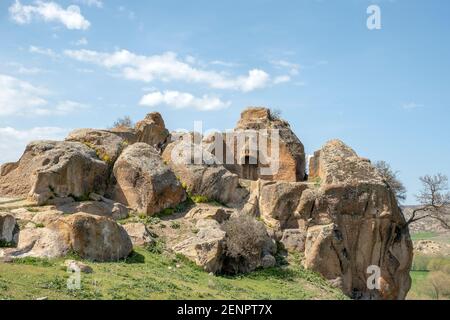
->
[411,231,438,241]
[0,248,346,300]
[408,253,450,300]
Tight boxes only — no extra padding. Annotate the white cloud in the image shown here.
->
[73,37,88,46]
[9,0,90,30]
[64,49,271,92]
[0,127,69,164]
[6,62,43,75]
[34,100,89,116]
[29,45,58,58]
[273,75,291,84]
[0,74,48,116]
[210,60,239,68]
[0,73,87,117]
[139,90,231,111]
[402,102,423,110]
[270,59,300,76]
[75,0,103,8]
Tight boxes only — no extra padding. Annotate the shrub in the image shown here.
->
[112,116,134,129]
[190,195,209,204]
[146,239,165,254]
[222,214,269,273]
[170,221,181,229]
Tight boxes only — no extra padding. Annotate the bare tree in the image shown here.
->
[112,116,134,129]
[375,161,407,202]
[404,174,450,229]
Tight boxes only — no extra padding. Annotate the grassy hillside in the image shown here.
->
[0,248,346,300]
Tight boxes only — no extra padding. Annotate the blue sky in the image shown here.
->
[0,0,449,203]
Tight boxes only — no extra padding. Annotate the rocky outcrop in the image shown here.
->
[111,143,186,216]
[0,141,109,205]
[0,108,415,300]
[135,112,170,151]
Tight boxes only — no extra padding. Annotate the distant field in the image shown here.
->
[0,248,346,300]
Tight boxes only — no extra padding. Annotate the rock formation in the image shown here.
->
[0,107,414,300]
[226,107,306,182]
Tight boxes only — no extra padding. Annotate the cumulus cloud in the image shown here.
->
[139,90,231,111]
[64,49,271,92]
[0,73,87,116]
[9,0,90,30]
[0,127,69,164]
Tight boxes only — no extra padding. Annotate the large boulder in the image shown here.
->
[162,137,245,205]
[65,129,129,164]
[5,213,132,261]
[172,219,226,273]
[300,140,413,300]
[111,143,186,216]
[135,112,170,151]
[0,141,109,205]
[0,213,18,244]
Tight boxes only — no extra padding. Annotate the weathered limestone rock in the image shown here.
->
[5,213,132,261]
[58,196,129,220]
[0,141,109,205]
[280,229,306,252]
[8,227,71,259]
[185,204,233,224]
[301,140,413,300]
[66,128,128,164]
[135,112,170,150]
[228,107,306,182]
[112,143,186,216]
[50,213,133,261]
[163,138,245,205]
[258,181,308,229]
[0,213,18,244]
[123,222,155,247]
[172,219,226,273]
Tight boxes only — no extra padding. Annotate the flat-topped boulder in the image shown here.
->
[4,213,132,261]
[0,141,109,205]
[65,128,129,165]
